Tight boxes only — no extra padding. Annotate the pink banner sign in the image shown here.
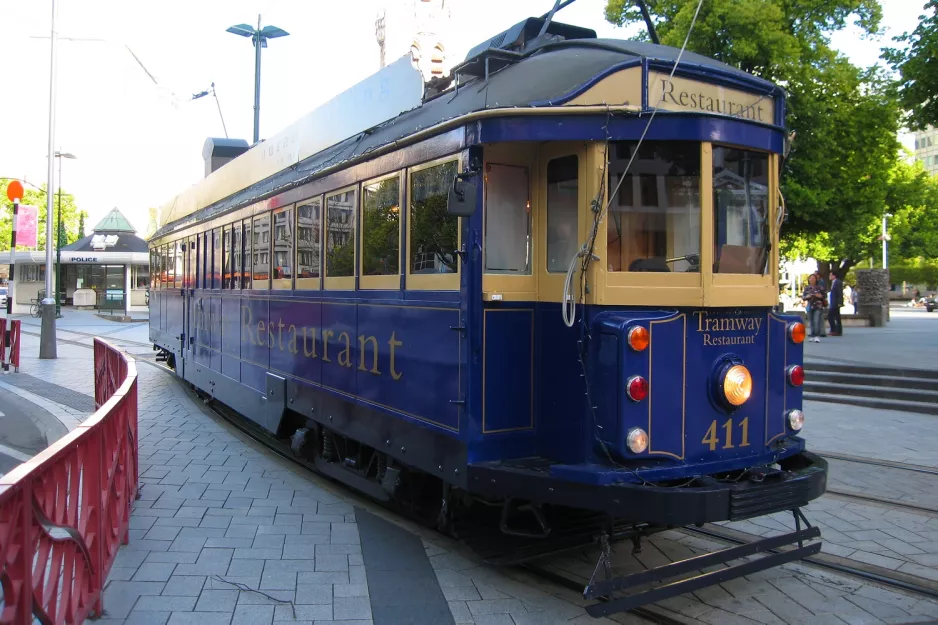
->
[15,205,38,248]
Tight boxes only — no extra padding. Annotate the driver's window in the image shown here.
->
[606,141,700,273]
[484,163,531,275]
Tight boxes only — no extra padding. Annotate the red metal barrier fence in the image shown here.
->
[0,338,138,624]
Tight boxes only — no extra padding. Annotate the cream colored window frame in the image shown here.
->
[324,184,358,291]
[406,155,461,291]
[295,195,323,291]
[360,172,403,290]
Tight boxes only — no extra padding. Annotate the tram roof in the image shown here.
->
[153,38,781,240]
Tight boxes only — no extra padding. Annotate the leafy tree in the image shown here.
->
[0,179,84,251]
[883,0,938,130]
[78,211,86,239]
[604,0,899,275]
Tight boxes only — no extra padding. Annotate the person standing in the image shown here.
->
[802,274,825,342]
[828,271,844,336]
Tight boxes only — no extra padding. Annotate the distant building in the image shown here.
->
[913,126,938,175]
[0,208,149,314]
[377,0,451,80]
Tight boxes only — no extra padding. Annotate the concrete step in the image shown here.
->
[803,380,938,404]
[806,362,938,380]
[804,392,938,416]
[805,370,938,392]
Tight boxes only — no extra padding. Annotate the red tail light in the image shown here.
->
[787,365,804,387]
[627,375,648,402]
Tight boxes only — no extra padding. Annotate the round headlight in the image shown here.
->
[787,409,805,431]
[627,428,648,453]
[722,364,752,406]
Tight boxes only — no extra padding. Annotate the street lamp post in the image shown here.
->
[226,15,289,144]
[40,0,59,360]
[54,151,76,318]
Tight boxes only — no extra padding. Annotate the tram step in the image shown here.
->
[804,391,938,416]
[803,380,938,404]
[806,370,938,391]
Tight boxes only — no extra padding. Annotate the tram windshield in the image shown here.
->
[606,141,701,273]
[605,141,772,275]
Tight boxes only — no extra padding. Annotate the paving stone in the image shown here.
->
[195,588,240,612]
[295,583,334,604]
[231,604,275,625]
[167,613,235,625]
[123,610,172,625]
[135,595,198,611]
[133,562,178,582]
[162,575,207,597]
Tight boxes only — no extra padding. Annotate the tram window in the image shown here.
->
[242,220,253,289]
[175,241,184,289]
[408,160,458,285]
[231,224,242,289]
[150,249,157,290]
[212,228,222,288]
[202,231,211,289]
[222,226,232,289]
[187,236,196,289]
[164,244,175,287]
[296,197,322,288]
[361,174,401,286]
[325,187,357,281]
[713,147,770,274]
[484,164,531,275]
[546,155,579,273]
[607,141,700,273]
[252,214,271,289]
[272,207,294,289]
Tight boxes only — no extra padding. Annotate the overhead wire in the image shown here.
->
[561,0,707,479]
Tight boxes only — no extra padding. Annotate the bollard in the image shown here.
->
[9,320,20,372]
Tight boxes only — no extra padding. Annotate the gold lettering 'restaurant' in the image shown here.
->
[238,305,403,380]
[649,72,775,123]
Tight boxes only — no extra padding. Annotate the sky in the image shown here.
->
[0,0,927,237]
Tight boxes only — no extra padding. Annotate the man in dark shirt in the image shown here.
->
[828,271,843,336]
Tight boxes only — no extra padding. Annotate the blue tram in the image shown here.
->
[149,14,826,611]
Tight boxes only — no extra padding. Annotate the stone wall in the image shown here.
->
[855,269,890,326]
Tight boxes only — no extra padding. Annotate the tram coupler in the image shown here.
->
[582,509,821,618]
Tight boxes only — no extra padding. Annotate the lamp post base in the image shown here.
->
[39,299,57,359]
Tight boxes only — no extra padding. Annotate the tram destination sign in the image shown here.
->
[648,72,775,123]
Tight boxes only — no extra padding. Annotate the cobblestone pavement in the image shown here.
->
[6,330,938,625]
[805,399,938,468]
[827,457,938,510]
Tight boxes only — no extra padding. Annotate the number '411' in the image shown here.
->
[702,417,750,451]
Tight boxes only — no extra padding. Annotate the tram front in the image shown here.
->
[465,60,827,531]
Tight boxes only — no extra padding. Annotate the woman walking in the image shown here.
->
[802,274,826,342]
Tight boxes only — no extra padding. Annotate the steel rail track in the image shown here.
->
[819,451,938,476]
[19,325,154,350]
[685,525,938,601]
